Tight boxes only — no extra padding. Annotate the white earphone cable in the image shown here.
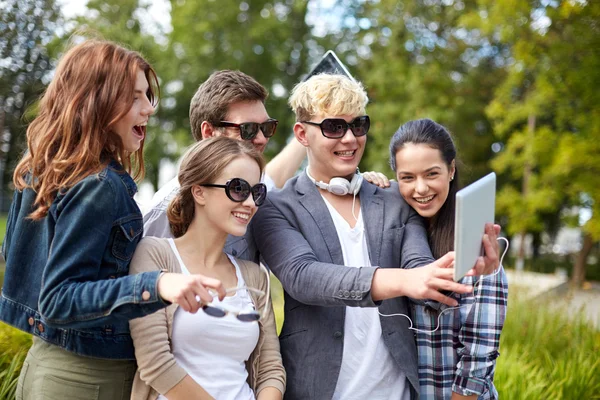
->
[378,237,509,333]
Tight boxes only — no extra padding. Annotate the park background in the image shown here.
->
[0,0,599,398]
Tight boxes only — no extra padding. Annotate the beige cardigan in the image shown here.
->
[128,237,286,400]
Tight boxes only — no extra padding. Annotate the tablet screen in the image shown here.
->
[453,172,496,281]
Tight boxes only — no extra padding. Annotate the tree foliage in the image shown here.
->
[165,0,311,164]
[463,0,600,283]
[334,0,506,184]
[0,0,63,212]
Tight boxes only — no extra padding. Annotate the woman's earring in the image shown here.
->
[450,176,454,181]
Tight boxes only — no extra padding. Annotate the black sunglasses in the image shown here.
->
[214,118,278,140]
[201,178,267,206]
[203,264,270,322]
[301,115,370,139]
[203,287,265,322]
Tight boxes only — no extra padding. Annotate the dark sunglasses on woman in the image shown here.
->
[213,118,278,141]
[201,178,267,206]
[301,115,370,139]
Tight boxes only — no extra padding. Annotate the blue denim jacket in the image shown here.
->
[0,161,167,360]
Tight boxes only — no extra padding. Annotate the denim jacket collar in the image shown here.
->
[107,160,138,198]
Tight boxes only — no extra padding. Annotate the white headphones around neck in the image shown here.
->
[306,168,363,196]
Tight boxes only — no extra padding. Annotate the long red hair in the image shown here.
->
[13,39,160,220]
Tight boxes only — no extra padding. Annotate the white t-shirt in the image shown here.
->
[143,174,275,238]
[322,197,410,400]
[157,239,260,400]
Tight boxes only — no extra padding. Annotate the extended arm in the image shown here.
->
[264,139,306,188]
[39,178,166,328]
[252,198,472,308]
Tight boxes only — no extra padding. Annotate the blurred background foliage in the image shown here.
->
[0,0,598,285]
[1,1,599,398]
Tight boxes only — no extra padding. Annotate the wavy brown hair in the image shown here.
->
[167,137,265,238]
[13,39,160,220]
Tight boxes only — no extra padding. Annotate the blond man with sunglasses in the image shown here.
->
[129,137,285,400]
[249,74,499,400]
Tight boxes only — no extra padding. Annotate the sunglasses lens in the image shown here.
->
[260,120,278,138]
[251,183,267,206]
[227,178,251,202]
[321,119,347,138]
[237,312,260,322]
[240,123,260,140]
[351,116,370,137]
[202,305,226,318]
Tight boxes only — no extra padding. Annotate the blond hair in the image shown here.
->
[288,74,368,121]
[167,137,265,237]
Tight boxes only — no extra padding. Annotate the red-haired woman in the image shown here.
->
[0,39,225,400]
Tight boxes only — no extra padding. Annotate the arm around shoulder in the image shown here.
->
[264,139,305,188]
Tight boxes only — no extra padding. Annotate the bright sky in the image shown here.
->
[58,0,172,41]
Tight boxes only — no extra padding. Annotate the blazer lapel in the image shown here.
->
[360,182,383,267]
[297,173,345,265]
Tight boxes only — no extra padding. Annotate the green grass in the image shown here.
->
[1,213,6,289]
[0,323,30,400]
[0,214,6,245]
[495,291,600,398]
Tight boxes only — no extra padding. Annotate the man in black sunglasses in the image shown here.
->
[143,70,306,247]
[250,74,499,400]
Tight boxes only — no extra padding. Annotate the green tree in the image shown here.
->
[0,0,63,212]
[333,0,506,185]
[165,0,311,163]
[466,0,600,285]
[69,0,174,190]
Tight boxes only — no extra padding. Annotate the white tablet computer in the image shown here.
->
[454,172,496,281]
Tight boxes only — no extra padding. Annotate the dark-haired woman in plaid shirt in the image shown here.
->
[387,119,508,399]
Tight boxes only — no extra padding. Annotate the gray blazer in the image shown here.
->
[250,172,435,400]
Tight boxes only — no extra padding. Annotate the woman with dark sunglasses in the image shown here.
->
[128,136,285,400]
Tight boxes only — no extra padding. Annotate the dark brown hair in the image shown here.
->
[389,118,458,258]
[189,70,268,141]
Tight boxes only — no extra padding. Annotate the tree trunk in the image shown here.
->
[571,232,594,288]
[516,114,536,272]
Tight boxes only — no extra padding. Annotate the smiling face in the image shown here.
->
[200,154,262,237]
[296,113,366,182]
[394,143,455,219]
[112,69,155,153]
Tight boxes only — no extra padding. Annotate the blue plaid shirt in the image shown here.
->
[414,267,508,399]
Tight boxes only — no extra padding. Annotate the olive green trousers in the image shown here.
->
[16,337,136,400]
